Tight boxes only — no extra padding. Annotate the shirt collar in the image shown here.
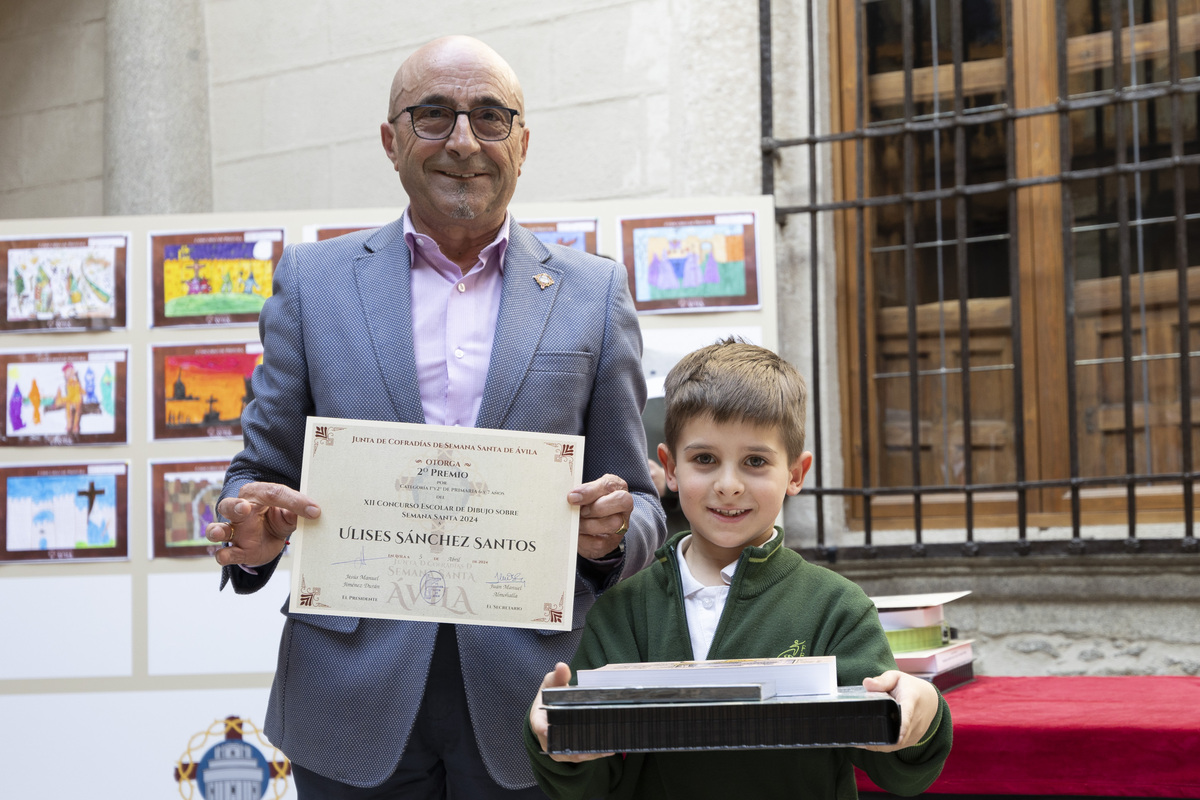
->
[401,208,511,275]
[675,531,779,598]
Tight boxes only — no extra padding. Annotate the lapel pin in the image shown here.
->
[533,272,555,290]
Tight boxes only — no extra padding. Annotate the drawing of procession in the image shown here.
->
[6,245,117,322]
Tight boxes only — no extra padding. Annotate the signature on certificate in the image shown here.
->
[333,546,392,567]
[487,572,525,586]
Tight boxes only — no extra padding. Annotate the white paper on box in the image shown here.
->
[577,656,838,698]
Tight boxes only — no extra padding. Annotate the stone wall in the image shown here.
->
[0,0,106,218]
[0,0,763,217]
[204,0,761,212]
[831,554,1200,677]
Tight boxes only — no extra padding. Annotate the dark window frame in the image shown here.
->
[761,0,1199,560]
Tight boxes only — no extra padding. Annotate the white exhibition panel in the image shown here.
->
[0,198,776,795]
[641,324,764,398]
[0,574,132,680]
[0,687,295,800]
[147,568,292,676]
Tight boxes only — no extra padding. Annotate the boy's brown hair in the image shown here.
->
[663,338,808,461]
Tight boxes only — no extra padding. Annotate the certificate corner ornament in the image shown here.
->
[298,576,330,608]
[534,592,565,625]
[547,441,576,471]
[532,272,555,290]
[311,424,346,457]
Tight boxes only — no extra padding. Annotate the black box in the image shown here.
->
[544,687,900,754]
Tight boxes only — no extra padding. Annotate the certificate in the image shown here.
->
[289,417,584,630]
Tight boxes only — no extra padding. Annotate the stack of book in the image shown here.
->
[541,656,901,754]
[871,590,975,692]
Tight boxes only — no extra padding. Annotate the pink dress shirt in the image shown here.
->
[237,212,507,575]
[403,209,508,427]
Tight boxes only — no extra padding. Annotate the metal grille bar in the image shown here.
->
[762,0,1199,560]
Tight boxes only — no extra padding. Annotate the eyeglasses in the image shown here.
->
[391,104,521,142]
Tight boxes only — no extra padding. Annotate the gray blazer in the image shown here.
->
[220,218,666,789]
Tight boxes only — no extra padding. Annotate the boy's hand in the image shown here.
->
[531,662,615,763]
[857,670,939,752]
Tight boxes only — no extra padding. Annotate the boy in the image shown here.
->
[526,339,951,799]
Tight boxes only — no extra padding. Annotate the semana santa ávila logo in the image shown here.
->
[174,715,290,800]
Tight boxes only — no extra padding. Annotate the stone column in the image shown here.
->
[104,0,213,214]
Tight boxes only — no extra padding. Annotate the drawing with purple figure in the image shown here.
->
[635,223,745,300]
[618,212,760,313]
[5,354,120,443]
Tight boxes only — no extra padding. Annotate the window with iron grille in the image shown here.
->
[763,0,1199,558]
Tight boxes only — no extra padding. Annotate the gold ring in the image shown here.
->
[615,519,629,536]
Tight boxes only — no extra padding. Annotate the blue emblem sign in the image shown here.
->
[196,738,270,800]
[174,715,290,800]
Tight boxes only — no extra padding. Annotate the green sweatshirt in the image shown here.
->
[525,530,952,799]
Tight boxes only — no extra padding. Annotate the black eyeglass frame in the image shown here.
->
[389,104,522,142]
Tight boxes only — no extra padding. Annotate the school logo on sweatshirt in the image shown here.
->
[778,639,807,658]
[174,715,290,800]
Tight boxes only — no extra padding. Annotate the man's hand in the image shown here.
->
[205,482,320,568]
[568,474,634,560]
[857,670,940,752]
[530,662,614,763]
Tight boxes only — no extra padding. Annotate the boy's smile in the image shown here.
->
[659,415,812,577]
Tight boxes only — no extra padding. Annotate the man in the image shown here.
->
[204,35,665,799]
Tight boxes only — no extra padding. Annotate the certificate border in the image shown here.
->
[290,417,583,631]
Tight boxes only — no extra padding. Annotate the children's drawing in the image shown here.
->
[521,220,598,255]
[163,242,273,318]
[151,230,282,327]
[620,214,760,313]
[5,354,123,445]
[532,230,588,252]
[7,245,117,323]
[152,462,229,557]
[303,224,381,242]
[1,234,128,332]
[5,472,118,553]
[635,224,745,301]
[154,345,262,440]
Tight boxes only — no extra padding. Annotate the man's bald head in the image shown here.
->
[388,35,525,121]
